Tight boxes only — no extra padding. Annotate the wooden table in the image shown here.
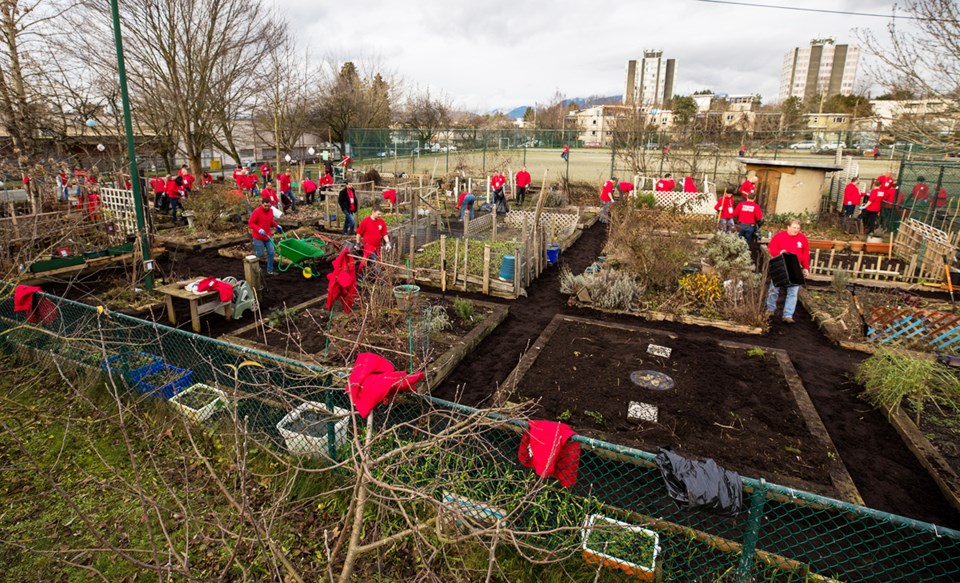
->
[156,278,232,333]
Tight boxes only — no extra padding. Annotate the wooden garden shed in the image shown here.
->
[738,158,843,215]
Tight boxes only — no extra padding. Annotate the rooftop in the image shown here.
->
[738,157,843,171]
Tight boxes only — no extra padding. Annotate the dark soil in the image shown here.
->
[515,319,834,494]
[430,222,960,529]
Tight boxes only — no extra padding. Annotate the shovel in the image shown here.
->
[944,255,956,313]
[847,284,870,337]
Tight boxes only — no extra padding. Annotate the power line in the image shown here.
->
[691,0,940,21]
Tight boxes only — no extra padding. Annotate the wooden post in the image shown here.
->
[455,176,459,196]
[813,249,821,274]
[888,232,894,261]
[440,235,447,292]
[453,238,460,286]
[855,250,864,275]
[486,175,491,204]
[482,244,491,295]
[243,254,263,302]
[463,212,470,237]
[491,207,497,242]
[514,242,520,298]
[463,237,469,291]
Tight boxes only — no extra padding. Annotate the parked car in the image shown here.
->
[819,142,847,151]
[376,150,395,158]
[643,142,661,150]
[789,141,817,150]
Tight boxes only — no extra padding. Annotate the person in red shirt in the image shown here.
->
[319,171,334,200]
[182,172,195,197]
[150,175,167,210]
[733,192,763,242]
[248,196,283,275]
[22,175,30,196]
[302,177,318,205]
[715,189,736,231]
[456,191,476,221]
[936,186,948,208]
[739,175,757,197]
[57,171,70,202]
[261,182,279,208]
[561,144,569,162]
[165,175,183,224]
[355,204,392,269]
[617,180,635,198]
[86,191,102,222]
[515,166,531,205]
[655,173,675,192]
[765,219,810,324]
[179,164,189,178]
[202,172,213,187]
[599,179,615,223]
[491,171,508,213]
[260,162,273,187]
[339,154,353,168]
[233,165,244,187]
[911,177,930,202]
[860,179,884,234]
[278,169,296,212]
[842,176,862,217]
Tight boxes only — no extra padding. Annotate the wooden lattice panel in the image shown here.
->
[504,210,578,240]
[893,218,957,281]
[464,213,493,238]
[867,306,960,352]
[99,188,137,236]
[635,190,715,215]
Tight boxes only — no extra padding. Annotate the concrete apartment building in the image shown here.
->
[623,51,676,107]
[779,38,859,103]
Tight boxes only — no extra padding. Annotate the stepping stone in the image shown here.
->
[628,401,658,422]
[647,344,672,358]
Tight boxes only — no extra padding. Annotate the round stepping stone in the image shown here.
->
[629,370,674,391]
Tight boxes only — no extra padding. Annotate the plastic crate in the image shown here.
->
[768,252,805,287]
[169,383,227,423]
[128,361,193,400]
[277,402,350,458]
[101,352,161,376]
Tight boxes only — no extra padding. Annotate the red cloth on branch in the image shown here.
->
[326,247,358,313]
[518,421,580,488]
[14,285,42,313]
[346,353,425,418]
[684,176,697,193]
[195,277,235,302]
[382,189,397,204]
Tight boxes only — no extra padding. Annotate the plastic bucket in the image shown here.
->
[546,244,560,265]
[393,284,420,310]
[499,255,516,281]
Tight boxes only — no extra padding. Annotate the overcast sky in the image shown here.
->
[279,0,905,113]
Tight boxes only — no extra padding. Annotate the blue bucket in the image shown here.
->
[499,255,516,281]
[546,244,560,265]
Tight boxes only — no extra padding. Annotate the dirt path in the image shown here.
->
[433,223,960,529]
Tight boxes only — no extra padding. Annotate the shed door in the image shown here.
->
[756,170,781,215]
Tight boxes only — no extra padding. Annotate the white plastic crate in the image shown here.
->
[169,383,227,423]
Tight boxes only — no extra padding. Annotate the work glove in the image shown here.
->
[276,225,284,233]
[258,229,266,236]
[384,242,392,252]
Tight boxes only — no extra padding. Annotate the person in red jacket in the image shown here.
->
[202,172,213,187]
[302,176,318,205]
[165,175,182,224]
[355,204,392,269]
[248,196,283,275]
[733,192,763,242]
[491,171,508,213]
[561,144,569,162]
[765,219,810,324]
[655,173,674,192]
[911,177,930,202]
[278,168,296,211]
[319,171,334,200]
[599,179,615,223]
[150,175,167,210]
[260,162,273,187]
[739,175,757,197]
[456,190,476,221]
[617,180,635,198]
[935,186,949,208]
[261,182,280,208]
[182,172,195,197]
[842,176,862,217]
[233,165,244,187]
[86,191,102,222]
[860,179,884,234]
[515,166,531,205]
[715,189,736,231]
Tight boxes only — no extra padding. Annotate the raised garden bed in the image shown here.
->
[225,292,507,387]
[499,314,860,500]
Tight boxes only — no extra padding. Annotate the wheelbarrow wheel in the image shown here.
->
[302,267,313,279]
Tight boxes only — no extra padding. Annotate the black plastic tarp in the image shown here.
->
[655,448,744,516]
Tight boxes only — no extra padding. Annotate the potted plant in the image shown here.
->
[169,383,227,423]
[276,401,351,458]
[849,240,864,252]
[581,514,660,581]
[833,240,848,251]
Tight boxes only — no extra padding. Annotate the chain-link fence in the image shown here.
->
[888,161,960,236]
[1,286,958,581]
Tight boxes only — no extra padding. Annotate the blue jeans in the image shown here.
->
[738,223,756,241]
[60,186,69,202]
[282,189,296,211]
[459,194,476,220]
[253,237,276,273]
[342,211,355,234]
[767,282,799,318]
[170,198,181,223]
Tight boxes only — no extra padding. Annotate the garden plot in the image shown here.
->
[500,314,859,500]
[227,292,507,387]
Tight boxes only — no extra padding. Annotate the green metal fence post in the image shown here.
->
[736,478,767,582]
[445,133,449,174]
[482,130,487,174]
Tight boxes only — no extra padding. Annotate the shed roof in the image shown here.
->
[737,157,843,172]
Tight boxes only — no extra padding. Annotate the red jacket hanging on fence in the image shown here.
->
[326,246,358,313]
[683,176,697,193]
[346,352,425,418]
[518,421,581,488]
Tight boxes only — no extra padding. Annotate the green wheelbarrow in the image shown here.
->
[277,236,327,278]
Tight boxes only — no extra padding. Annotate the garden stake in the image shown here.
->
[847,284,870,337]
[323,308,334,360]
[944,255,956,313]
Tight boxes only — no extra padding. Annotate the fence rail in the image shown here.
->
[0,285,958,581]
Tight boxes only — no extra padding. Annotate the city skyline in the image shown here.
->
[277,0,905,112]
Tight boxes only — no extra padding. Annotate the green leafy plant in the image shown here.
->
[831,269,852,294]
[584,410,605,425]
[678,272,724,308]
[856,348,960,424]
[266,307,299,328]
[557,409,572,422]
[419,306,452,338]
[559,266,646,311]
[701,231,755,281]
[634,193,657,209]
[746,347,767,358]
[453,297,475,322]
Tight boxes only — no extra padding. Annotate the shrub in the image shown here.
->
[453,297,475,322]
[603,208,692,291]
[856,348,960,424]
[560,266,646,311]
[634,193,657,209]
[832,269,852,294]
[678,272,724,309]
[419,306,452,338]
[184,184,249,232]
[701,231,754,281]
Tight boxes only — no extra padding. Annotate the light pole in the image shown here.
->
[109,0,152,290]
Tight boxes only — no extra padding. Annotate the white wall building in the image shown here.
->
[779,38,859,103]
[624,51,676,107]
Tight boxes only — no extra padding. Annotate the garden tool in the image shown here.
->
[943,255,956,313]
[847,284,870,337]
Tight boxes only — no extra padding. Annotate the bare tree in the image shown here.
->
[313,60,397,156]
[857,0,960,147]
[252,30,311,170]
[399,87,451,149]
